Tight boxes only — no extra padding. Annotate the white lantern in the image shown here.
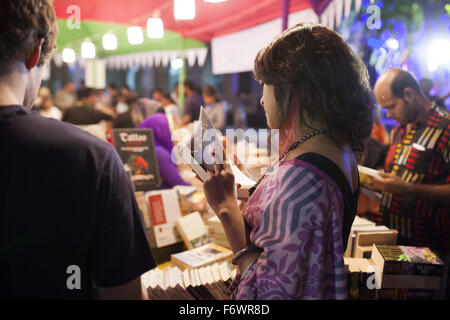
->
[62,48,76,64]
[174,0,195,20]
[171,58,184,70]
[81,40,96,59]
[127,26,144,45]
[147,18,164,39]
[103,33,118,50]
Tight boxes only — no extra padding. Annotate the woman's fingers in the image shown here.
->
[214,161,222,175]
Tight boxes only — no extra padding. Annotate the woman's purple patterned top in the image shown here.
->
[229,159,348,300]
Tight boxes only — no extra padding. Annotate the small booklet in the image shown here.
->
[358,165,382,186]
[175,107,256,189]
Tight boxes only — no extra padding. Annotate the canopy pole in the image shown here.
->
[282,0,290,31]
[178,38,186,113]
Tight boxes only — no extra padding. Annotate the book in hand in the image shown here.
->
[142,262,235,300]
[358,165,382,186]
[112,128,161,191]
[175,211,212,250]
[175,107,255,191]
[171,243,233,270]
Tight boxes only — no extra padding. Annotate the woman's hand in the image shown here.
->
[203,161,250,254]
[203,160,237,216]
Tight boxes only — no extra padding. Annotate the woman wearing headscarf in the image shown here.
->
[139,113,191,189]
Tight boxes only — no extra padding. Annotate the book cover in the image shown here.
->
[146,189,183,248]
[175,211,212,250]
[171,243,233,270]
[175,107,255,188]
[371,244,444,276]
[112,128,161,191]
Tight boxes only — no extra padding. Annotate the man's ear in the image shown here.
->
[403,87,416,104]
[25,38,45,70]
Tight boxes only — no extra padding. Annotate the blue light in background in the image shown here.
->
[367,37,384,49]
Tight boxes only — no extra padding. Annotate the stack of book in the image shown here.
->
[344,216,398,258]
[206,216,231,249]
[371,244,443,300]
[344,245,444,300]
[141,262,236,300]
[344,257,378,300]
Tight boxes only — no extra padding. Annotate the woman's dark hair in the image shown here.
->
[202,86,221,103]
[254,23,375,152]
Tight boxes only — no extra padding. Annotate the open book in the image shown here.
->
[175,107,256,191]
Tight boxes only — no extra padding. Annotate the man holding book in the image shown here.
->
[373,69,450,298]
[0,0,155,299]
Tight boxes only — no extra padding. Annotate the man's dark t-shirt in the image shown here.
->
[183,92,203,122]
[62,105,112,125]
[0,105,155,299]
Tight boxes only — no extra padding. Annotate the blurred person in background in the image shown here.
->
[99,82,119,108]
[39,96,61,120]
[32,86,51,110]
[181,80,203,126]
[202,85,228,131]
[62,87,112,126]
[54,81,76,111]
[113,96,163,129]
[139,113,191,189]
[152,88,181,123]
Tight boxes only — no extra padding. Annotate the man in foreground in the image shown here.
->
[0,0,155,299]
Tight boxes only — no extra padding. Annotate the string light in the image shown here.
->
[103,33,118,50]
[174,0,195,20]
[62,48,76,63]
[81,39,96,59]
[127,26,144,45]
[147,18,164,39]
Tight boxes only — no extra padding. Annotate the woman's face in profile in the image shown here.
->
[260,84,277,128]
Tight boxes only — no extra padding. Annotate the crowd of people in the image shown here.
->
[33,80,232,131]
[1,0,449,301]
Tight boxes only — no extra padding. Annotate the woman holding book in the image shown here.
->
[203,23,375,299]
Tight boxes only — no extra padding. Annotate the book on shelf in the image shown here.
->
[371,244,444,276]
[171,242,233,270]
[175,211,212,250]
[145,189,183,248]
[375,288,436,300]
[206,216,231,249]
[112,128,161,191]
[173,185,198,197]
[353,229,398,259]
[142,262,235,300]
[370,245,444,291]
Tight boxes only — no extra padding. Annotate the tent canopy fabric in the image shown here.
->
[53,0,315,43]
